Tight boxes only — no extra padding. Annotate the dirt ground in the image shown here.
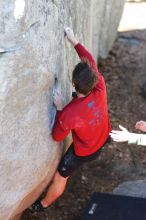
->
[22,27,146,220]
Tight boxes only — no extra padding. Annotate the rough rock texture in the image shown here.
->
[113,180,146,198]
[127,0,146,2]
[0,0,125,219]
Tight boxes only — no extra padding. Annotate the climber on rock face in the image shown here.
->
[31,27,112,211]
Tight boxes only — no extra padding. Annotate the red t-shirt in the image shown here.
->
[52,43,111,156]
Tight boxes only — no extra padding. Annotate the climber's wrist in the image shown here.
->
[71,38,79,46]
[56,105,63,111]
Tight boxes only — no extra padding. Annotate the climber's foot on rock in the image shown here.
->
[40,187,65,208]
[40,172,68,208]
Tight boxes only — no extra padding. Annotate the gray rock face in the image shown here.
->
[97,0,126,58]
[0,0,125,219]
[113,180,146,198]
[127,0,146,2]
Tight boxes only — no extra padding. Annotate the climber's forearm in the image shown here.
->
[71,38,79,47]
[65,27,100,76]
[74,43,99,74]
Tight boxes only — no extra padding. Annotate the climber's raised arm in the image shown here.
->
[65,27,98,73]
[65,27,104,90]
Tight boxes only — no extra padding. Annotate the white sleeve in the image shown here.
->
[128,133,146,146]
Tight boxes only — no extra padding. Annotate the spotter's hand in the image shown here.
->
[110,125,130,143]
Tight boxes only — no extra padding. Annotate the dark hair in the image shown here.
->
[72,59,98,95]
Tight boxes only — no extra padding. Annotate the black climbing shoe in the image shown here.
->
[29,198,49,213]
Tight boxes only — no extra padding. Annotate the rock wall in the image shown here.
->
[127,0,146,2]
[0,0,125,219]
[113,180,146,198]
